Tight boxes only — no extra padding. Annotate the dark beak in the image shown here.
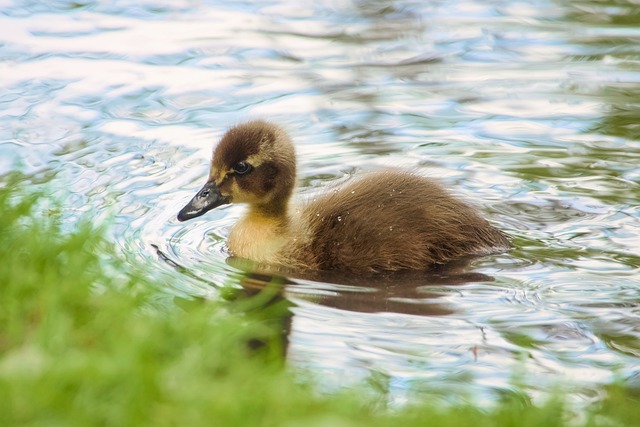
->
[177,181,230,222]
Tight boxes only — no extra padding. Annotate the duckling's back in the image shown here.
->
[291,170,509,273]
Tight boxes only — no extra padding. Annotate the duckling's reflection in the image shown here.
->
[223,257,494,356]
[156,239,497,358]
[231,256,493,316]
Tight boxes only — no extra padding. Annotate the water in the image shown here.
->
[2,0,640,409]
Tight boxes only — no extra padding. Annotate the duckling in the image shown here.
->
[177,120,510,273]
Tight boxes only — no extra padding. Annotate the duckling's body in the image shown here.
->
[178,121,510,273]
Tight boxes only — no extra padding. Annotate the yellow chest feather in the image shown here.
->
[227,212,289,264]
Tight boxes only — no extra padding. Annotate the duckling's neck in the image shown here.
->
[227,203,291,264]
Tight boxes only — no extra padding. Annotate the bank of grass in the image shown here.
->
[0,180,637,427]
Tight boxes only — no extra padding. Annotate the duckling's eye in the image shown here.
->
[233,161,252,175]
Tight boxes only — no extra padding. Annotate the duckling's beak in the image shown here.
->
[177,181,230,222]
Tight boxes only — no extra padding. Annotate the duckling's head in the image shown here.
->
[177,120,296,221]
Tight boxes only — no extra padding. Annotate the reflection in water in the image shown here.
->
[212,260,527,407]
[560,0,640,141]
[230,256,495,317]
[200,257,499,397]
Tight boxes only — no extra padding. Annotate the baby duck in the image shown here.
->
[177,120,510,273]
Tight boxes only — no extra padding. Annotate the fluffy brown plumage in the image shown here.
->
[177,120,510,273]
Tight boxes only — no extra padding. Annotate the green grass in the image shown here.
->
[0,178,638,427]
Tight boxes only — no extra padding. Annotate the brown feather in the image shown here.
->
[288,170,510,273]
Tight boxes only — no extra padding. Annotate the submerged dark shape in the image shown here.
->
[177,120,510,273]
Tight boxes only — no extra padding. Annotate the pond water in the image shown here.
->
[2,0,639,409]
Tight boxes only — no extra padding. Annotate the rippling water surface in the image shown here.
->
[2,0,639,408]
